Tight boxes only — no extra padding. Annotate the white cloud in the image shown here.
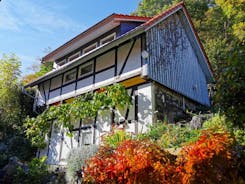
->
[0,0,84,33]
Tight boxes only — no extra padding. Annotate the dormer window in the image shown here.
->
[78,61,93,78]
[63,69,76,84]
[68,52,80,62]
[83,43,97,54]
[100,33,116,45]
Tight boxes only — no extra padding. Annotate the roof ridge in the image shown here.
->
[114,13,152,19]
[143,1,185,27]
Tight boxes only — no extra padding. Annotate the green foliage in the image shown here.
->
[132,0,173,17]
[215,0,245,41]
[35,62,53,77]
[203,114,233,132]
[158,124,201,148]
[137,123,201,148]
[234,129,245,146]
[0,54,21,130]
[214,41,245,127]
[13,157,50,184]
[66,145,98,183]
[7,136,36,161]
[137,122,168,141]
[24,84,132,148]
[102,129,132,148]
[0,54,36,166]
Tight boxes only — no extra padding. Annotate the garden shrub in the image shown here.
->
[12,157,50,184]
[202,114,233,133]
[83,129,244,183]
[83,140,177,184]
[7,136,36,161]
[234,129,245,146]
[157,124,201,148]
[102,129,132,148]
[137,123,201,148]
[177,130,242,184]
[66,145,98,183]
[137,122,168,141]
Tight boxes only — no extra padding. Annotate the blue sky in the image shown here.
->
[0,0,140,75]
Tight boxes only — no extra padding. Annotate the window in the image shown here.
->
[100,33,116,45]
[50,75,62,90]
[63,69,76,84]
[78,61,93,78]
[81,131,92,145]
[80,118,93,146]
[68,52,80,62]
[83,43,97,54]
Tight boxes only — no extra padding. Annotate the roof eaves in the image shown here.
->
[42,14,151,62]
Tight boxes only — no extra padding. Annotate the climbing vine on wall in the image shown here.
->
[24,84,132,148]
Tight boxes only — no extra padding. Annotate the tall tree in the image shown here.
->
[0,54,22,133]
[0,54,35,136]
[0,54,36,163]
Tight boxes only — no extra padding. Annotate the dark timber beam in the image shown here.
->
[119,38,136,75]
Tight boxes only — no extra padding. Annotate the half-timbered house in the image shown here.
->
[25,2,213,165]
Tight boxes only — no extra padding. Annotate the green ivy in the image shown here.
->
[24,84,132,148]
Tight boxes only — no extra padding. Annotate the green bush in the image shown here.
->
[137,123,200,148]
[202,114,233,133]
[157,124,201,148]
[7,136,36,161]
[12,157,50,184]
[102,129,132,148]
[234,129,245,146]
[137,122,168,141]
[66,145,98,183]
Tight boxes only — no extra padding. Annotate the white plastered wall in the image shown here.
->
[137,83,154,133]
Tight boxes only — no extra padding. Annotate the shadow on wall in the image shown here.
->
[47,122,62,165]
[137,90,152,133]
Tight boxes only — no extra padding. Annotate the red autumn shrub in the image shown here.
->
[83,139,177,184]
[82,130,243,184]
[177,130,240,184]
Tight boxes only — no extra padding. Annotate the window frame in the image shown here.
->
[78,61,94,78]
[82,43,98,54]
[100,32,116,45]
[56,59,66,67]
[68,52,80,62]
[63,69,77,84]
[81,130,92,146]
